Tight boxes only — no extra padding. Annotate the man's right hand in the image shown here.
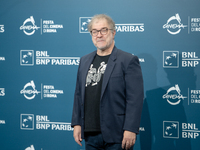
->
[73,125,82,146]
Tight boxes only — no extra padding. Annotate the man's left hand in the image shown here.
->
[122,130,136,150]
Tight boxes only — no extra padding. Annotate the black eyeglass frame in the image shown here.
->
[90,27,113,36]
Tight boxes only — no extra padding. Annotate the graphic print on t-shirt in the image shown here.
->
[86,62,107,87]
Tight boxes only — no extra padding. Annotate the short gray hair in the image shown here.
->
[88,14,116,32]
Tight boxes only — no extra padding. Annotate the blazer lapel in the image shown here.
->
[100,47,117,100]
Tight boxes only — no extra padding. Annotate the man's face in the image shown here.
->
[91,19,116,51]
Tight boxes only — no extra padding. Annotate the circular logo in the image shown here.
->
[20,16,40,35]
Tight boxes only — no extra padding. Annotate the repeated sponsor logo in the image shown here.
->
[132,54,145,63]
[115,23,144,32]
[20,114,73,131]
[163,14,187,35]
[20,80,64,99]
[188,89,200,105]
[190,18,200,32]
[163,121,179,138]
[163,84,200,105]
[163,51,179,68]
[0,120,6,124]
[0,88,5,96]
[79,17,144,33]
[20,50,34,66]
[163,51,199,68]
[25,145,43,150]
[0,56,5,61]
[25,145,35,150]
[20,50,79,66]
[139,127,145,132]
[0,25,5,33]
[163,14,200,34]
[163,121,200,139]
[20,16,63,35]
[163,84,187,105]
[79,17,92,33]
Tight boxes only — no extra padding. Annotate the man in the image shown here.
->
[71,14,144,150]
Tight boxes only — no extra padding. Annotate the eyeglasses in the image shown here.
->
[90,27,112,36]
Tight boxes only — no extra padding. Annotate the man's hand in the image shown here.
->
[73,125,82,146]
[122,130,136,150]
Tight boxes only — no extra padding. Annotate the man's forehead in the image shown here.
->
[92,18,109,29]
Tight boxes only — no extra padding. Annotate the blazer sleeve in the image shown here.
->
[71,59,82,127]
[123,55,144,134]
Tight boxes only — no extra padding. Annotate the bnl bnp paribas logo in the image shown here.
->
[163,84,187,105]
[163,121,200,139]
[20,50,79,66]
[20,114,73,131]
[20,16,63,35]
[79,17,144,33]
[163,14,187,35]
[163,51,200,68]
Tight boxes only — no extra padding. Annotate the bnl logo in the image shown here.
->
[163,121,179,138]
[20,50,34,66]
[163,51,179,68]
[20,114,34,130]
[79,17,92,33]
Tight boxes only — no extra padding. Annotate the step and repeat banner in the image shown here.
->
[0,0,200,150]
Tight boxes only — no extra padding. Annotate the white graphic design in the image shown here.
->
[163,51,179,68]
[163,84,187,105]
[21,114,34,130]
[86,62,107,87]
[0,25,4,33]
[0,120,6,124]
[163,14,187,35]
[20,16,40,35]
[0,88,5,96]
[79,17,92,33]
[163,121,179,138]
[20,81,40,100]
[25,145,35,150]
[20,50,34,66]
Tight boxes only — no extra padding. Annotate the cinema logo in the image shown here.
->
[163,121,200,139]
[20,114,73,131]
[163,51,199,68]
[20,50,79,66]
[20,80,64,99]
[20,16,63,35]
[163,14,187,35]
[163,84,187,105]
[20,16,40,35]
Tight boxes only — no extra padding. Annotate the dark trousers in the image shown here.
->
[84,132,133,150]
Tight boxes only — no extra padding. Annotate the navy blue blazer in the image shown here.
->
[71,46,144,143]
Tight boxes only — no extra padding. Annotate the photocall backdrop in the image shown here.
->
[0,0,200,150]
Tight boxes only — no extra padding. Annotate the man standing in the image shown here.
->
[71,14,144,150]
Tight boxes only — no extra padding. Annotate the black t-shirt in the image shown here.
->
[84,54,110,132]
